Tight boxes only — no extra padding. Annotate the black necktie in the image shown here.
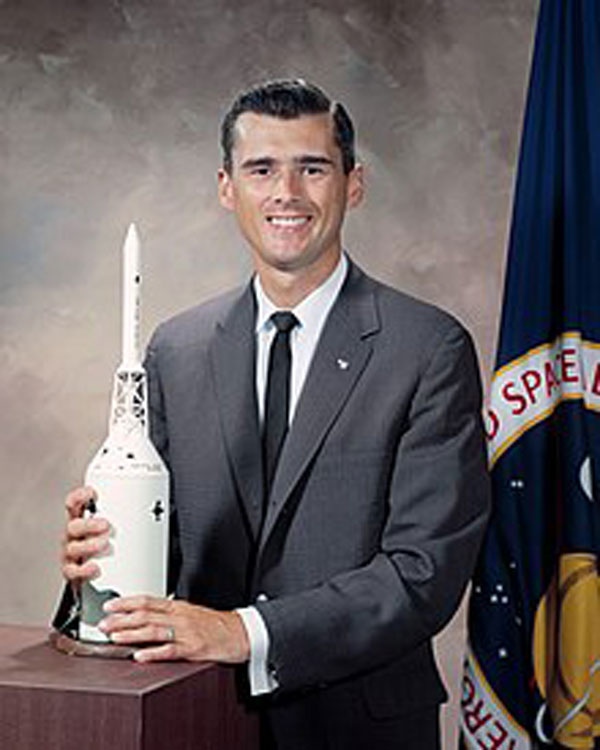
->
[263,311,299,499]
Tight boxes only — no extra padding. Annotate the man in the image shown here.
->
[57,79,490,749]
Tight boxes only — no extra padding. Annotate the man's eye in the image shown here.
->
[302,165,325,176]
[251,167,271,176]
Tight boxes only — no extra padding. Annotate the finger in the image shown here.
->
[103,595,173,615]
[98,609,151,633]
[66,516,110,541]
[106,622,175,645]
[98,606,173,633]
[133,643,180,663]
[62,559,101,583]
[65,487,97,520]
[63,533,111,564]
[64,529,111,553]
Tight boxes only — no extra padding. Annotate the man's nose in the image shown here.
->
[272,168,302,203]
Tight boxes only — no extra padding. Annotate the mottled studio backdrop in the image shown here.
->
[0,0,537,744]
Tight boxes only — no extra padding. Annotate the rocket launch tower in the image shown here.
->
[79,224,170,643]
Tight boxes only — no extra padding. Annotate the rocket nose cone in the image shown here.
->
[124,222,140,249]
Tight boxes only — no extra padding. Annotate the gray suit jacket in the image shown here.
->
[144,259,490,731]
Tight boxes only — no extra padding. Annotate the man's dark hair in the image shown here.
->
[220,79,356,175]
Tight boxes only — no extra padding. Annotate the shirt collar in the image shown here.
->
[254,253,348,335]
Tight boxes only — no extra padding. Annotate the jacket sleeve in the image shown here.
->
[255,322,491,693]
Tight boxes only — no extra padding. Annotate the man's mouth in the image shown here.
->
[266,216,311,228]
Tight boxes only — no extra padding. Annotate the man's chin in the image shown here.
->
[252,242,340,278]
[260,249,312,273]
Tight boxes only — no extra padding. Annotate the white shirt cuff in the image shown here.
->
[236,605,278,695]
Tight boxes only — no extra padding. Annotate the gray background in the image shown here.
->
[0,0,537,745]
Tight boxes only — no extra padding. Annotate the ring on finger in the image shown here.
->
[165,626,176,643]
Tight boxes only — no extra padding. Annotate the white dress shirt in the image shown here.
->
[237,253,348,695]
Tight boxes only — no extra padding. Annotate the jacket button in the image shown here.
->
[256,592,269,602]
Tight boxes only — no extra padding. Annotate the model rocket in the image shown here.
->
[79,224,170,643]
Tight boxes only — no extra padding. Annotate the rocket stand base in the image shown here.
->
[48,630,135,660]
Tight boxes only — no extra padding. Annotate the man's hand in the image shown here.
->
[61,487,111,585]
[97,596,251,664]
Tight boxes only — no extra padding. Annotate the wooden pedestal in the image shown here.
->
[0,624,259,750]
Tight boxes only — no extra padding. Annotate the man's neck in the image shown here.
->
[255,253,342,309]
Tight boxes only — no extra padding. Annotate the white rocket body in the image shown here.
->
[79,224,170,643]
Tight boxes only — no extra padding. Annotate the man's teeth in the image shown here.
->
[268,217,309,226]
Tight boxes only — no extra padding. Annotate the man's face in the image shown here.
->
[218,112,363,278]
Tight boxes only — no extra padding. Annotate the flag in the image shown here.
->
[461,1,600,748]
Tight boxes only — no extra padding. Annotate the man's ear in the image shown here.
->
[346,163,365,209]
[218,168,235,211]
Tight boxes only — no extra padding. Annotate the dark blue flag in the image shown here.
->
[461,1,600,748]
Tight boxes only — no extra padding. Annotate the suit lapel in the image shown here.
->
[209,284,264,539]
[259,264,380,549]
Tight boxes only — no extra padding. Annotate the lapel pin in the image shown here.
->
[336,358,349,370]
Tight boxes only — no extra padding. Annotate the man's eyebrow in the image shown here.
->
[238,155,336,170]
[296,155,335,166]
[239,157,276,170]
